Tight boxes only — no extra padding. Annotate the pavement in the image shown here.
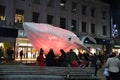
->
[97,68,106,80]
[0,60,106,80]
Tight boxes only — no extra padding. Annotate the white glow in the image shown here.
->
[17,43,32,46]
[0,43,4,48]
[90,48,96,54]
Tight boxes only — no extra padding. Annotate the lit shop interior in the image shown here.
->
[15,38,39,61]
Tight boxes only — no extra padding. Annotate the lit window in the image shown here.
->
[15,9,24,23]
[0,5,5,21]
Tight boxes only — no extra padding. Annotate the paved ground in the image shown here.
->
[0,60,106,80]
[97,67,106,80]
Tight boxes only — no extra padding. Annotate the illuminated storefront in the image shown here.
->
[16,30,39,61]
[112,45,120,55]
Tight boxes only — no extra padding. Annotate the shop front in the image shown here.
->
[0,27,18,60]
[15,38,39,62]
[15,30,39,62]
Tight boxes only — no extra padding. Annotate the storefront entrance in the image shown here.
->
[15,38,39,62]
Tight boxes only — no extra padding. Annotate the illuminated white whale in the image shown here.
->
[23,22,89,55]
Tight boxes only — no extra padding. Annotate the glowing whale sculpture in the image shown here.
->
[23,22,89,55]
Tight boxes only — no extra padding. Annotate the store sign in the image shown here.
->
[18,30,27,37]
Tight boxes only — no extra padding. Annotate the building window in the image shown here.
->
[102,11,107,20]
[91,24,95,34]
[82,5,86,15]
[103,25,107,35]
[91,8,95,17]
[60,17,66,29]
[47,0,54,7]
[71,20,76,31]
[15,9,24,23]
[47,15,53,24]
[71,2,77,13]
[32,0,40,4]
[0,5,5,21]
[32,12,40,23]
[60,0,66,10]
[82,22,86,32]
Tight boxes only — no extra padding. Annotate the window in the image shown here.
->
[102,11,107,20]
[32,0,40,4]
[60,17,66,29]
[91,24,95,34]
[32,12,40,23]
[72,2,77,13]
[82,5,86,15]
[71,20,76,31]
[47,0,54,7]
[47,15,53,24]
[0,5,5,21]
[60,0,66,10]
[91,8,95,17]
[103,26,107,35]
[15,9,24,23]
[82,22,86,32]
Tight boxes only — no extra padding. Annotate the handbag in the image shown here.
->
[103,68,109,76]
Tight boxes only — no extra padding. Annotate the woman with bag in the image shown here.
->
[104,52,120,80]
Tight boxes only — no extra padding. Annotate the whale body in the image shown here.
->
[23,22,89,55]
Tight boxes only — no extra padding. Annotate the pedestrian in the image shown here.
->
[45,48,56,66]
[6,47,14,62]
[20,50,23,62]
[58,49,69,67]
[36,48,45,66]
[105,52,120,80]
[67,49,80,67]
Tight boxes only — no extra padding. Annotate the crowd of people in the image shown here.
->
[36,48,104,77]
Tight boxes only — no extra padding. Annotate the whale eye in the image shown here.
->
[68,37,71,41]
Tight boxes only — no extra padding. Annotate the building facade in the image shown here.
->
[0,0,110,60]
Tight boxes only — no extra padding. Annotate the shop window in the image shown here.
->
[15,9,24,23]
[47,15,53,24]
[82,22,86,32]
[0,5,5,21]
[32,12,40,23]
[60,17,66,29]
